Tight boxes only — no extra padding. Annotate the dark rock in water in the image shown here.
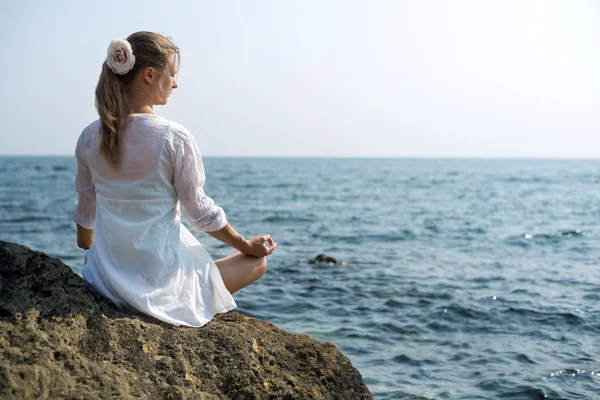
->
[308,254,340,265]
[0,241,372,399]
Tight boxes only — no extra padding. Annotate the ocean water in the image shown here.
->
[1,156,599,399]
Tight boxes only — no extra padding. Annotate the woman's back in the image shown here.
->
[79,113,177,187]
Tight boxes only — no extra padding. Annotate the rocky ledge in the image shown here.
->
[0,241,372,399]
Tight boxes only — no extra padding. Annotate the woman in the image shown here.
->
[72,31,277,327]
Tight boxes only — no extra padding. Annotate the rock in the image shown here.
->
[0,241,372,399]
[308,254,340,265]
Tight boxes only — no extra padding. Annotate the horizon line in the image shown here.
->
[2,154,600,160]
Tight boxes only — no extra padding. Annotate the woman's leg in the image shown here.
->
[214,252,268,294]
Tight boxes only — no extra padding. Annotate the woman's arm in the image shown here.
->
[172,131,228,232]
[172,129,277,257]
[72,134,97,249]
[76,224,94,250]
[206,223,277,257]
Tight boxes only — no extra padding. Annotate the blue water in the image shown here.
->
[1,156,600,399]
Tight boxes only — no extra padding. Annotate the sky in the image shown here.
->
[0,0,598,157]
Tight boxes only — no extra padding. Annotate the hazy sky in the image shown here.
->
[0,0,598,157]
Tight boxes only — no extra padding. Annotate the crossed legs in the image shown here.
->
[214,252,268,294]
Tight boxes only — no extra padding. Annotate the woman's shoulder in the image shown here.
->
[76,119,101,151]
[82,119,101,134]
[129,114,193,142]
[166,119,194,144]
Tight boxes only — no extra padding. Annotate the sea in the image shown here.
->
[1,156,599,399]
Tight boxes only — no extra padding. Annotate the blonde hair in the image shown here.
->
[95,31,179,168]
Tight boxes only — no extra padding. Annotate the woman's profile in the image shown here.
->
[72,31,277,327]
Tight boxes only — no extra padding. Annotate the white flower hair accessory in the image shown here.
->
[106,39,136,75]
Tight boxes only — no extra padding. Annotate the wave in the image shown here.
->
[333,230,418,245]
[0,216,52,223]
[261,214,318,223]
[504,307,587,328]
[504,230,583,247]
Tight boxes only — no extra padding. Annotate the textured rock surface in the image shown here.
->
[0,240,372,399]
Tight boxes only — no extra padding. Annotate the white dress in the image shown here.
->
[72,113,236,327]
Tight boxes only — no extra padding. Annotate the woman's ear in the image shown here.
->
[142,66,155,84]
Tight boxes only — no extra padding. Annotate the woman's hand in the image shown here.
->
[76,224,94,250]
[242,235,277,257]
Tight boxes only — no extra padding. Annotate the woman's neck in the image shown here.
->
[129,99,154,114]
[127,86,154,114]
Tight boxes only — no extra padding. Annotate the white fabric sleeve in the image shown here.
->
[72,144,97,229]
[173,131,227,232]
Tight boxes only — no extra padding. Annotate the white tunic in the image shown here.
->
[72,113,236,327]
